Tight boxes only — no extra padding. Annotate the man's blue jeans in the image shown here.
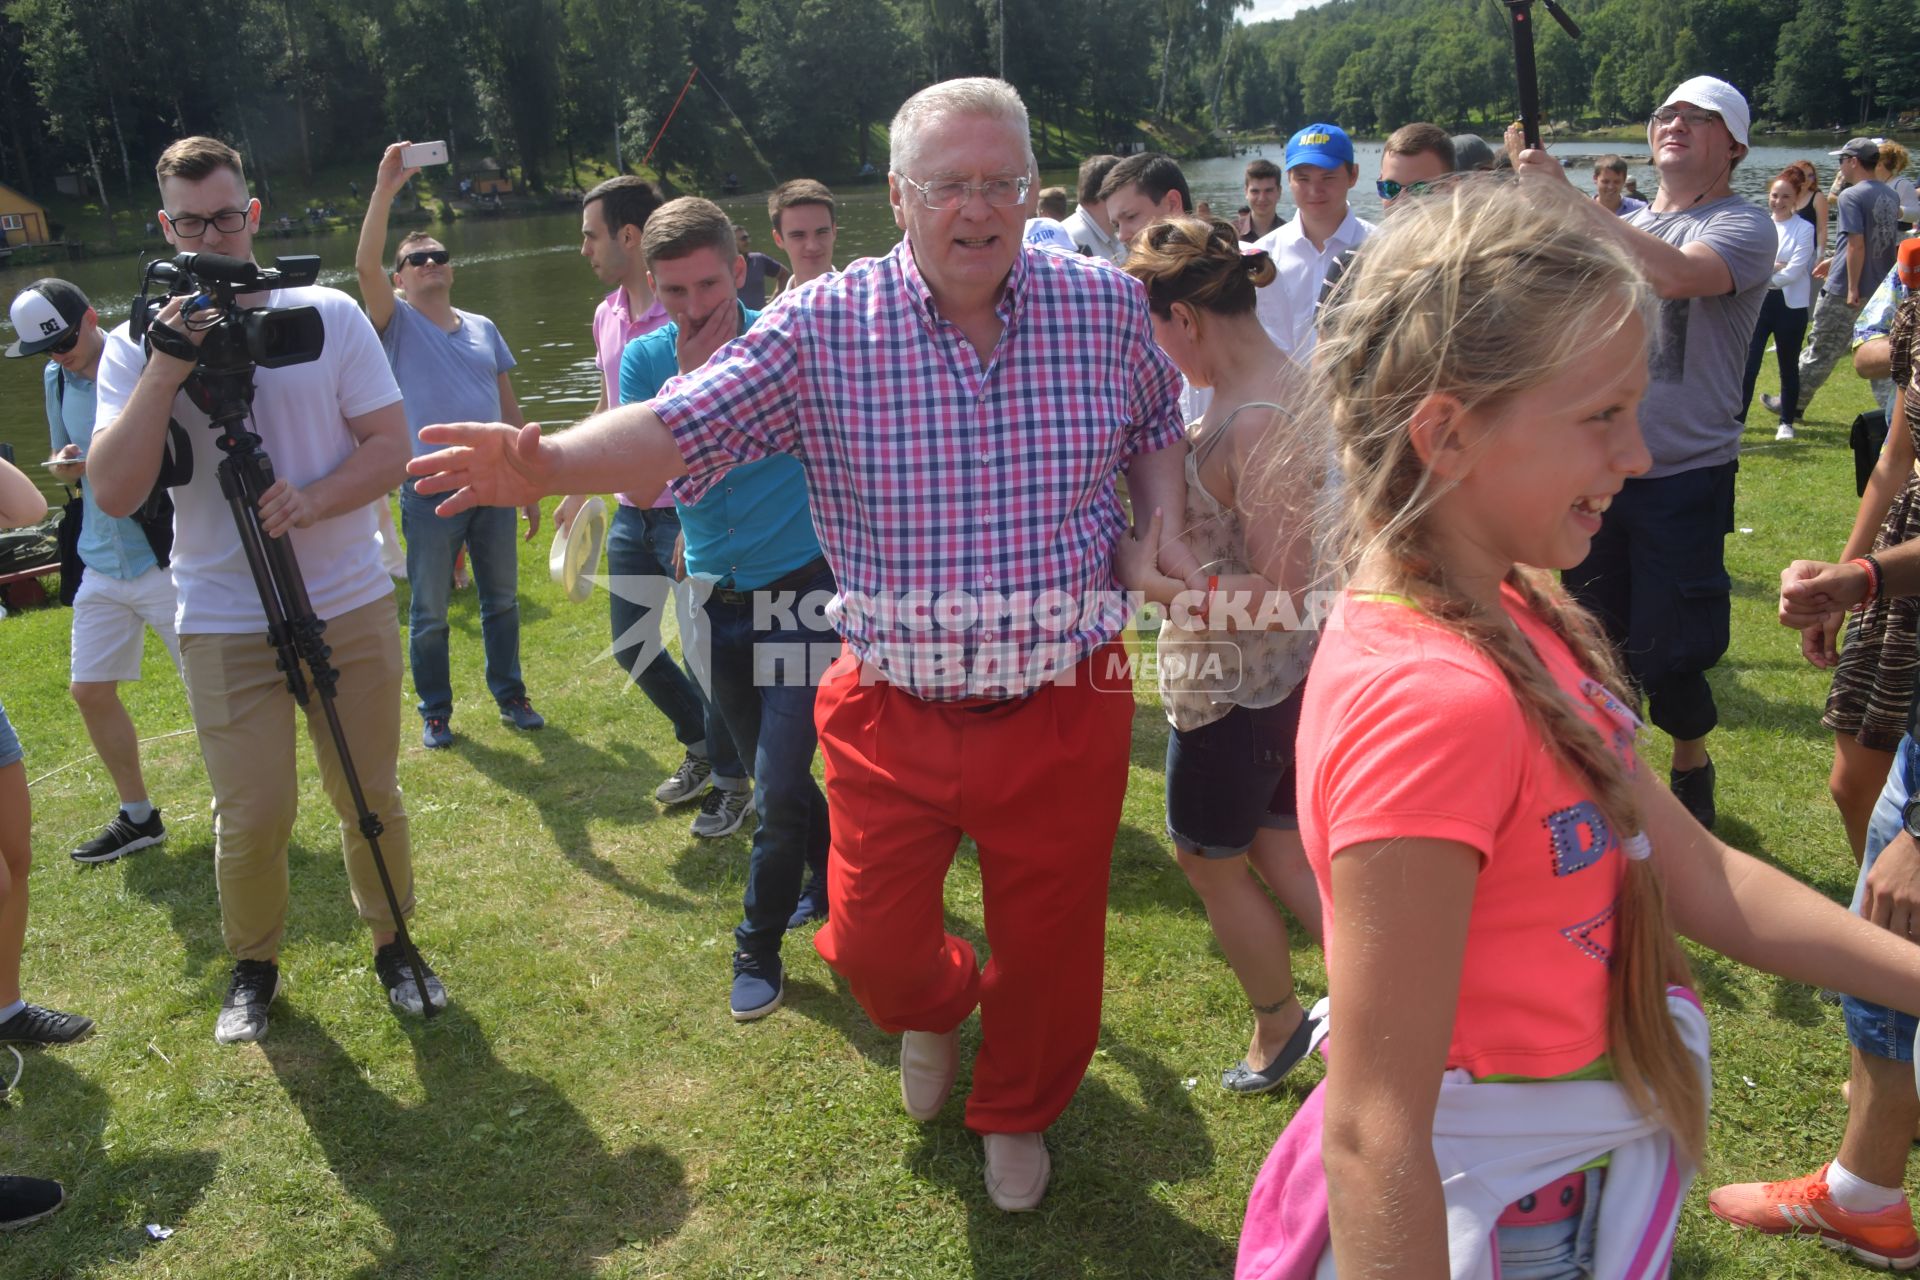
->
[606,505,742,780]
[1845,733,1920,1062]
[401,489,523,721]
[703,562,835,956]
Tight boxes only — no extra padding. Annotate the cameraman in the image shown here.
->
[88,136,445,1045]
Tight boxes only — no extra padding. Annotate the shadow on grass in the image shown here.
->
[1713,810,1856,903]
[0,1053,219,1273]
[904,1032,1232,1278]
[121,836,366,977]
[261,1004,688,1279]
[455,725,702,914]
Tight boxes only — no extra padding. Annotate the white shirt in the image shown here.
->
[95,286,404,634]
[1061,205,1125,264]
[1768,215,1818,310]
[1253,209,1377,358]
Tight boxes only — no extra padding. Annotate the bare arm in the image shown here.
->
[409,400,688,518]
[88,298,198,518]
[1847,237,1867,308]
[497,372,541,538]
[253,398,409,539]
[0,457,48,528]
[1510,146,1734,299]
[355,144,419,335]
[1644,767,1920,1016]
[1124,439,1187,566]
[1842,391,1913,564]
[1856,336,1893,381]
[1323,837,1479,1280]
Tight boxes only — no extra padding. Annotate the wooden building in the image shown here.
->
[0,183,51,247]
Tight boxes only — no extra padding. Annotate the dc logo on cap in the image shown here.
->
[38,319,59,336]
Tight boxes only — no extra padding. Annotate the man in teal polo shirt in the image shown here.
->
[619,198,834,1022]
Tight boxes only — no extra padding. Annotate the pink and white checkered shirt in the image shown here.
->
[651,239,1185,701]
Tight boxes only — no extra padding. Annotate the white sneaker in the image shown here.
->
[1775,422,1796,441]
[690,785,752,838]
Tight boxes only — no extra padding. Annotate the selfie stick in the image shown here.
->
[1502,0,1583,150]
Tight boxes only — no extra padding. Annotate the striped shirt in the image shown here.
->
[651,238,1185,700]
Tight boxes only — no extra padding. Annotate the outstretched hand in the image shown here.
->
[408,420,554,517]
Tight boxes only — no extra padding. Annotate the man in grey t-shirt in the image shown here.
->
[1511,75,1774,830]
[1776,137,1905,419]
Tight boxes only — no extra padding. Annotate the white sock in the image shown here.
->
[123,799,153,824]
[0,1000,24,1023]
[1828,1158,1906,1212]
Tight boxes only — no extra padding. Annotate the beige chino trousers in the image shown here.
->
[179,598,413,961]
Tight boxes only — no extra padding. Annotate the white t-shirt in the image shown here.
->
[95,285,404,634]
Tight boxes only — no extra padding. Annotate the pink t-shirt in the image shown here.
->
[591,285,671,507]
[1298,585,1633,1080]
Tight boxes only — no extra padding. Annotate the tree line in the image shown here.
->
[1222,0,1919,141]
[0,0,1247,213]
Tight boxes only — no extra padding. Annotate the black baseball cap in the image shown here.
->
[5,278,91,358]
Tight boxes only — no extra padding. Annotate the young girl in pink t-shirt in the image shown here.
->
[1237,180,1920,1280]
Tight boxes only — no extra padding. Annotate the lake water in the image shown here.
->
[0,142,1850,498]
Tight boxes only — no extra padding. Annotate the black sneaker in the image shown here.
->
[0,1177,65,1232]
[72,808,166,864]
[374,942,447,1015]
[1671,758,1716,830]
[214,959,280,1045]
[0,1003,92,1046]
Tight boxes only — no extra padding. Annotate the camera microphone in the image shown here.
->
[174,252,264,287]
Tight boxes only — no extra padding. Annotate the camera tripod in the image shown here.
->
[1502,0,1583,150]
[189,364,438,1019]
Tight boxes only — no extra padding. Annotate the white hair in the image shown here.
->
[888,78,1035,179]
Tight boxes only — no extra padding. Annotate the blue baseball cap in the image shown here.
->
[1285,124,1354,172]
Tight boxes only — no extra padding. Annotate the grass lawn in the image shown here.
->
[0,348,1901,1278]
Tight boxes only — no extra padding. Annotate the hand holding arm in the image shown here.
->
[257,399,410,538]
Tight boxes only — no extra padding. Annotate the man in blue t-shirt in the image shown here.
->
[622,198,833,1023]
[356,144,543,748]
[7,278,182,866]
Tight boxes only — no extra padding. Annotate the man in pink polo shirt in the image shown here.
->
[563,176,749,835]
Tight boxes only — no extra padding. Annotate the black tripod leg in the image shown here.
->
[219,443,439,1019]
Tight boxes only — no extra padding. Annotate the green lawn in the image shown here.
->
[0,350,1901,1278]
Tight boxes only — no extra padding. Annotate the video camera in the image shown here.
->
[132,252,326,374]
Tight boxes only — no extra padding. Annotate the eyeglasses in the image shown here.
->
[164,207,251,238]
[401,249,451,268]
[897,174,1031,210]
[1649,108,1722,130]
[45,329,79,355]
[1375,179,1437,201]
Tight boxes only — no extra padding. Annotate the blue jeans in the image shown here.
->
[606,505,742,780]
[0,695,20,768]
[401,489,524,721]
[704,562,836,956]
[1495,1168,1603,1280]
[1845,733,1920,1061]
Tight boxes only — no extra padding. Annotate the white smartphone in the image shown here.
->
[399,140,449,168]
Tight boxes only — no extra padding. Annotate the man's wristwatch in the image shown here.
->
[1902,792,1920,842]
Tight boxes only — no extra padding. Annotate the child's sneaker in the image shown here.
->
[1709,1164,1920,1269]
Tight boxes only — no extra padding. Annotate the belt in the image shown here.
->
[708,556,831,607]
[1496,1170,1589,1227]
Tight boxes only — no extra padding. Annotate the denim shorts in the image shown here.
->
[1164,685,1305,857]
[1844,732,1920,1061]
[1495,1167,1603,1280]
[0,695,20,770]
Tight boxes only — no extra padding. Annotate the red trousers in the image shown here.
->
[812,644,1134,1134]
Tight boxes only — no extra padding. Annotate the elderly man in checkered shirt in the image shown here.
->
[409,77,1188,1212]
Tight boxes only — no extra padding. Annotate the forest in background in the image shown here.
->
[0,0,1913,222]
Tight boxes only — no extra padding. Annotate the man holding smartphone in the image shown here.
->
[355,142,544,750]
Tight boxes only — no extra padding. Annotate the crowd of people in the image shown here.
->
[3,69,1920,1275]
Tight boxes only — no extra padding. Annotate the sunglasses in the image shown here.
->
[400,249,451,268]
[1649,107,1722,129]
[1375,179,1436,201]
[45,329,80,356]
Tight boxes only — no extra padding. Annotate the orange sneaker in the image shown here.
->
[1709,1164,1920,1270]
